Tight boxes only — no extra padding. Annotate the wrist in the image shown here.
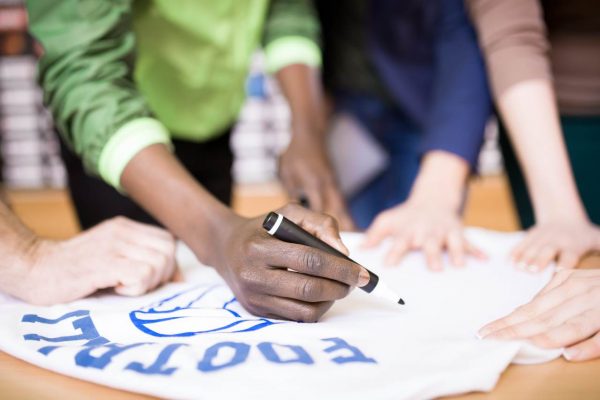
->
[291,125,325,145]
[187,204,242,268]
[531,192,588,224]
[2,235,45,301]
[408,151,468,212]
[407,184,463,212]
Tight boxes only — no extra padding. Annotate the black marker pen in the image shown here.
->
[263,212,405,306]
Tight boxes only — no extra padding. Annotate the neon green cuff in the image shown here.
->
[264,36,322,74]
[99,117,172,188]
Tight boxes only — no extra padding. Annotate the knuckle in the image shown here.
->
[533,332,558,348]
[373,213,388,228]
[111,216,129,228]
[566,320,587,339]
[167,241,177,257]
[238,268,262,291]
[590,335,600,352]
[155,254,169,268]
[242,237,263,258]
[300,250,324,275]
[104,238,119,253]
[504,325,522,338]
[297,279,323,301]
[164,234,177,248]
[280,203,299,215]
[305,175,323,190]
[339,263,358,285]
[298,305,321,323]
[333,283,351,299]
[515,304,538,321]
[136,264,153,281]
[241,296,263,317]
[323,214,337,228]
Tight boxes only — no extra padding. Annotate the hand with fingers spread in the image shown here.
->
[362,151,484,270]
[213,203,368,322]
[479,269,600,362]
[363,200,485,270]
[511,219,600,272]
[3,216,178,305]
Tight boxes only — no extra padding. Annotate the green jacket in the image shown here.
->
[26,0,321,187]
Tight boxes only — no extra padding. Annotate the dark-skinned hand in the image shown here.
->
[213,204,369,322]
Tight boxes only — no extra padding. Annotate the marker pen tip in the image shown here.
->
[398,298,405,305]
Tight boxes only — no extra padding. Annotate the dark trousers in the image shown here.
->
[60,132,233,229]
[335,92,421,229]
[500,115,600,228]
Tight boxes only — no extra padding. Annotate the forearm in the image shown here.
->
[120,144,238,266]
[27,0,157,176]
[408,151,469,211]
[276,64,326,139]
[498,80,587,221]
[0,200,37,296]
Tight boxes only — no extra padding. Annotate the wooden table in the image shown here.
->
[2,178,600,399]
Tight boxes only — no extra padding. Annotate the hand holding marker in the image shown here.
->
[263,212,405,305]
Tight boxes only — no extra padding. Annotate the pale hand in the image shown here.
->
[363,201,485,270]
[16,217,177,305]
[479,269,600,362]
[510,219,600,272]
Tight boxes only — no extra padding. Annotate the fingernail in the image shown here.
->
[516,261,527,271]
[527,264,539,273]
[358,268,371,287]
[563,348,579,361]
[478,327,490,338]
[555,266,566,272]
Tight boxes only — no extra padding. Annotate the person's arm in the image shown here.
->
[27,0,367,321]
[120,144,369,321]
[26,0,171,185]
[466,0,600,270]
[364,0,491,269]
[0,199,177,305]
[263,0,354,229]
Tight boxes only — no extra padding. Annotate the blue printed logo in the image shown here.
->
[129,284,283,337]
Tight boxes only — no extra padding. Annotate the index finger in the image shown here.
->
[278,203,349,255]
[267,240,369,288]
[479,275,581,338]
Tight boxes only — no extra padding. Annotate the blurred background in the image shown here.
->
[0,0,516,238]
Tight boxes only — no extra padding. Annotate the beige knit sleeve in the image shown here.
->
[465,0,553,98]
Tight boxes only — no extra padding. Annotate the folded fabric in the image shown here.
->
[0,229,561,400]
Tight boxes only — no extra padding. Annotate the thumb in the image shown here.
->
[311,220,349,256]
[321,229,350,256]
[280,203,350,255]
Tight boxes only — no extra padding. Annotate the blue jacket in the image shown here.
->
[369,0,492,167]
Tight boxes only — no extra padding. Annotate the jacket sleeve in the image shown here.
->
[420,0,492,168]
[465,0,551,99]
[25,0,171,188]
[262,0,322,74]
